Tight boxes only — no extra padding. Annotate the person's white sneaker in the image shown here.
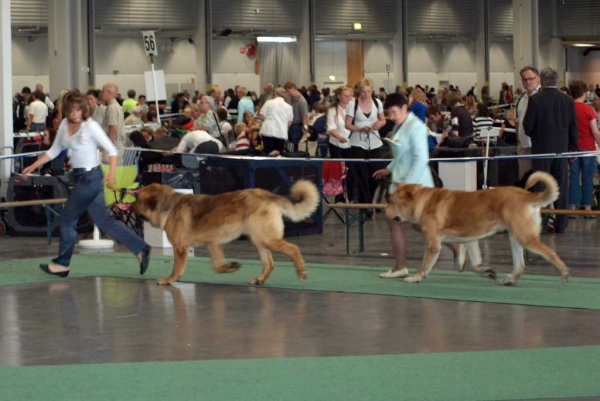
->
[379,267,409,278]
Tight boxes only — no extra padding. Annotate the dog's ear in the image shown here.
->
[142,184,162,211]
[399,186,415,204]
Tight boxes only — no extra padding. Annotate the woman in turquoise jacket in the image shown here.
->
[373,93,433,278]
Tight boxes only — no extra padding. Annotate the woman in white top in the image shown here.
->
[327,86,352,158]
[22,91,150,277]
[344,77,387,208]
[216,108,234,149]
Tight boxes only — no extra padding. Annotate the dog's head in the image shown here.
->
[133,183,176,228]
[385,183,422,222]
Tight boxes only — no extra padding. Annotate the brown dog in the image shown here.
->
[385,171,570,285]
[133,180,319,285]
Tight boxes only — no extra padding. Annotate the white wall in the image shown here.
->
[11,35,262,96]
[212,38,261,93]
[407,42,479,92]
[407,41,514,98]
[566,47,600,86]
[14,35,600,99]
[363,41,393,90]
[315,40,347,88]
[407,42,440,90]
[489,43,515,101]
[12,36,49,95]
[439,43,477,93]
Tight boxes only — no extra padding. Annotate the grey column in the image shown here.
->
[308,0,315,83]
[298,0,311,85]
[391,0,405,89]
[0,0,12,196]
[48,0,90,97]
[476,0,489,98]
[546,2,565,86]
[193,0,207,91]
[513,0,539,88]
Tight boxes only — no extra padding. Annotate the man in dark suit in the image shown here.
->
[523,67,578,233]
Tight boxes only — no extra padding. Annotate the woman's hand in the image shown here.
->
[373,168,391,180]
[21,165,36,180]
[338,137,348,143]
[103,172,116,189]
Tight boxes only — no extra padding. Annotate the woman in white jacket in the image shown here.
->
[373,93,433,278]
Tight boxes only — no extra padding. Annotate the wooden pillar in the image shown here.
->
[346,40,364,87]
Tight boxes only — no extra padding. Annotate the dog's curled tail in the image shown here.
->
[525,171,560,206]
[278,180,320,222]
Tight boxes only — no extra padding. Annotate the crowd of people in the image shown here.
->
[13,69,600,237]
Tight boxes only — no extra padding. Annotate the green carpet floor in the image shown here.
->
[0,345,598,400]
[1,253,599,310]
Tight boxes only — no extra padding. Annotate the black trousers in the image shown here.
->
[262,136,286,154]
[532,157,569,232]
[348,146,383,204]
[328,143,350,159]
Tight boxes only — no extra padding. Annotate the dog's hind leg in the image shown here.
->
[498,234,526,286]
[465,241,496,281]
[248,246,275,285]
[207,244,242,274]
[259,238,307,284]
[509,232,570,284]
[158,245,190,285]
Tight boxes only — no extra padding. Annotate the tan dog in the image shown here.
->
[133,181,319,285]
[385,171,570,286]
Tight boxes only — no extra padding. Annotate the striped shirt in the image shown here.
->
[473,116,493,136]
[234,132,250,150]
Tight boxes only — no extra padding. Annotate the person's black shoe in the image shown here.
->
[39,264,69,277]
[140,247,151,275]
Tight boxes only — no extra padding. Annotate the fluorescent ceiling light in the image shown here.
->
[572,43,595,47]
[17,26,40,32]
[257,36,296,43]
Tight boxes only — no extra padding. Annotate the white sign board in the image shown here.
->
[144,70,167,101]
[142,31,158,56]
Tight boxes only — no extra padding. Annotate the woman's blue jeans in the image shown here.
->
[52,167,147,267]
[568,156,596,207]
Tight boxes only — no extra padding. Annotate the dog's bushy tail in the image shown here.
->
[277,180,320,222]
[525,171,560,206]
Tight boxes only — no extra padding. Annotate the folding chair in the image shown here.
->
[101,164,143,236]
[122,147,141,166]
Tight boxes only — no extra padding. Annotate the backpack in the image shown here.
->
[308,114,327,141]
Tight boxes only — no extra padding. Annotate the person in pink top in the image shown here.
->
[568,81,600,214]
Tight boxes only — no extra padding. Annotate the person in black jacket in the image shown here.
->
[523,67,578,233]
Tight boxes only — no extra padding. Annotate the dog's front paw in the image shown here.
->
[561,272,570,283]
[404,275,423,283]
[229,262,242,271]
[499,275,516,286]
[157,277,174,285]
[249,277,265,286]
[298,270,307,281]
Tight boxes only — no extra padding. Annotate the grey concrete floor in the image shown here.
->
[0,215,599,370]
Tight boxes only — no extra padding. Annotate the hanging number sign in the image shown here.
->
[142,31,158,56]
